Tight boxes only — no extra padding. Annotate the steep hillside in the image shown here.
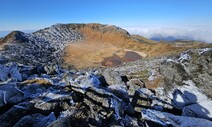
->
[0,24,83,65]
[0,23,211,68]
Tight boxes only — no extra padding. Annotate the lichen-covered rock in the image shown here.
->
[131,88,154,113]
[83,86,123,123]
[127,78,145,98]
[102,70,124,85]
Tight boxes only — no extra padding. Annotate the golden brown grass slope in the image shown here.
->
[63,24,210,68]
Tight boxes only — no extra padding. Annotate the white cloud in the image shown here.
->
[124,26,212,43]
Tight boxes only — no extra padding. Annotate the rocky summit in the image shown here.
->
[0,47,211,127]
[0,23,211,68]
[0,23,212,127]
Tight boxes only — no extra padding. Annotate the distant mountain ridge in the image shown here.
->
[0,30,36,38]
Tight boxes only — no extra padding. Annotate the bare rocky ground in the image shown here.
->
[0,48,211,127]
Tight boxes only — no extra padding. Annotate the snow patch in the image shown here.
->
[178,53,191,63]
[198,48,211,55]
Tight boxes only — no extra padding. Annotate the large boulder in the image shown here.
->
[14,112,56,127]
[83,87,123,125]
[182,101,212,120]
[0,64,9,81]
[0,63,22,82]
[48,105,89,127]
[32,92,73,111]
[102,70,124,85]
[0,102,34,127]
[142,109,212,127]
[170,80,212,120]
[0,83,24,107]
[131,88,154,113]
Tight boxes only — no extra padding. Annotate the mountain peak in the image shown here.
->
[0,23,210,68]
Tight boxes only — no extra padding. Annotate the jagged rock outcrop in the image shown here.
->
[160,48,212,97]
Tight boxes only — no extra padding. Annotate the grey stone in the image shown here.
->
[0,102,34,127]
[0,83,24,107]
[32,92,73,111]
[14,112,56,127]
[102,70,123,85]
[142,109,212,127]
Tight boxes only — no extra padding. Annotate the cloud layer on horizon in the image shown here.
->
[124,26,212,43]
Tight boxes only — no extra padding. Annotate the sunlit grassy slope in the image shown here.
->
[63,24,210,68]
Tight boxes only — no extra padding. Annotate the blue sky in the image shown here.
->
[0,0,212,30]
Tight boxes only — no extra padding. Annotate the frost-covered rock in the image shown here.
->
[9,63,22,81]
[167,80,212,120]
[0,24,83,65]
[0,64,9,81]
[14,112,56,127]
[183,101,212,120]
[0,48,211,126]
[102,70,124,85]
[84,86,123,121]
[0,83,24,107]
[32,92,73,111]
[107,84,129,102]
[160,48,212,98]
[142,109,212,127]
[0,102,34,127]
[0,63,22,82]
